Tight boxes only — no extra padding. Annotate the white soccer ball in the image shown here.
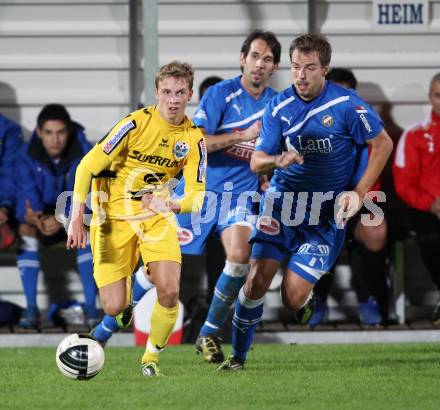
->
[56,333,105,380]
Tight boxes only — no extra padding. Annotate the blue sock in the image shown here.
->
[232,287,265,362]
[132,266,155,305]
[76,245,97,313]
[92,314,119,343]
[200,261,249,337]
[17,236,40,310]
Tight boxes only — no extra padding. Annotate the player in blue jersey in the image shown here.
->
[87,32,281,353]
[218,34,393,370]
[175,30,281,363]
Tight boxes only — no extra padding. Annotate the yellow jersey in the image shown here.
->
[73,105,206,220]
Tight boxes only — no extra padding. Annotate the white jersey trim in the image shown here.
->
[283,95,350,137]
[217,108,265,131]
[272,96,295,117]
[225,88,243,103]
[394,116,430,168]
[294,262,325,280]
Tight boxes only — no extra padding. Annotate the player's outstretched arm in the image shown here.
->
[67,201,87,249]
[354,129,393,200]
[336,129,393,225]
[66,156,97,249]
[250,150,304,174]
[204,120,261,153]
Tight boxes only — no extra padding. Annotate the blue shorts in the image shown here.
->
[249,192,346,284]
[176,191,258,255]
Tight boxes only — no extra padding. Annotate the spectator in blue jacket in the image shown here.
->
[0,113,23,249]
[15,104,98,328]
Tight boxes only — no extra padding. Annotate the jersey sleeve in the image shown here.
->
[73,115,137,203]
[192,85,226,134]
[15,155,43,222]
[96,116,136,161]
[0,121,23,207]
[345,96,384,145]
[175,133,207,213]
[255,100,282,155]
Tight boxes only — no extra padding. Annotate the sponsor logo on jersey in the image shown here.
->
[159,138,169,148]
[281,116,292,126]
[193,109,207,120]
[225,140,255,162]
[103,120,135,154]
[233,104,242,115]
[322,114,333,127]
[128,151,177,167]
[297,242,330,255]
[256,216,280,236]
[197,139,207,182]
[173,141,189,160]
[224,127,256,162]
[297,135,333,154]
[177,227,193,245]
[359,113,372,133]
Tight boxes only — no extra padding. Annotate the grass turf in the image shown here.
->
[1,343,439,409]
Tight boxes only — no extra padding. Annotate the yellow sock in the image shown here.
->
[142,301,179,364]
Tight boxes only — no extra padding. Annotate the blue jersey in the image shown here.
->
[257,81,384,195]
[193,76,277,194]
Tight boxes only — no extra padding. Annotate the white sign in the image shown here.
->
[373,0,429,29]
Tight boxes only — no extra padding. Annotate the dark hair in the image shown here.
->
[241,30,281,66]
[155,61,194,90]
[37,104,72,129]
[199,76,223,100]
[326,67,357,90]
[289,34,332,67]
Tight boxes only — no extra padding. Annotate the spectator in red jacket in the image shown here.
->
[393,72,440,324]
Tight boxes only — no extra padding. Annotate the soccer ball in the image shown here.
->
[56,333,105,380]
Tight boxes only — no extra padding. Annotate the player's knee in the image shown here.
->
[356,222,387,252]
[101,299,125,317]
[156,286,179,308]
[281,286,309,311]
[364,226,387,251]
[224,261,249,278]
[18,223,38,238]
[226,248,250,264]
[364,237,386,252]
[245,270,271,299]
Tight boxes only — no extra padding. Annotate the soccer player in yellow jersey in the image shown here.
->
[66,61,207,377]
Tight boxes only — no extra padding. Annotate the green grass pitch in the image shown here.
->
[1,343,439,409]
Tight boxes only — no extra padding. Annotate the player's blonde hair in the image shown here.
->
[155,61,194,90]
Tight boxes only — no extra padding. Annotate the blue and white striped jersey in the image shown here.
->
[193,76,277,193]
[256,81,384,194]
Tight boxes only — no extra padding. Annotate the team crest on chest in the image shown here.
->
[322,115,333,127]
[173,141,189,160]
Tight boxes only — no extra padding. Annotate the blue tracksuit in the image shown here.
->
[0,114,23,209]
[15,123,91,222]
[15,123,97,317]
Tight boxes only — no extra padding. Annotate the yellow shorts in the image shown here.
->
[90,214,181,288]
